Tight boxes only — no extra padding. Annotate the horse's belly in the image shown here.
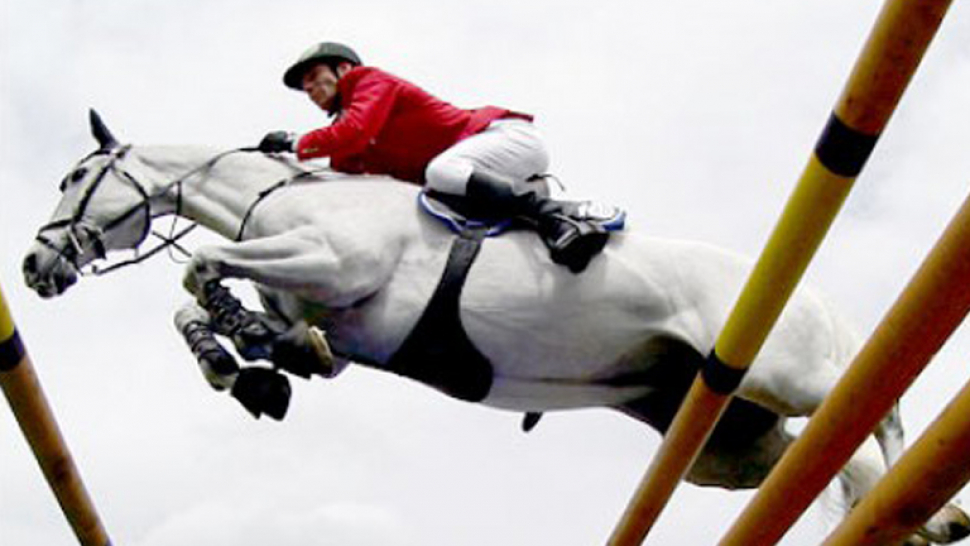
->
[481,376,653,412]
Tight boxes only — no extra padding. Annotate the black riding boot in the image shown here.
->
[465,170,611,273]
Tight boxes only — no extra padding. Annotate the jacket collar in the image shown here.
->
[329,66,370,116]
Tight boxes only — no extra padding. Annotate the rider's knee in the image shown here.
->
[425,154,474,196]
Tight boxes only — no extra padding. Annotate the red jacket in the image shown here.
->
[296,66,531,184]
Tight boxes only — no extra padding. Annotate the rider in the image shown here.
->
[259,42,623,273]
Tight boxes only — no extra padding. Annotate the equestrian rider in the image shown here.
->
[259,42,623,273]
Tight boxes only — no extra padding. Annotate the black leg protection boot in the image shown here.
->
[202,281,277,361]
[466,170,610,273]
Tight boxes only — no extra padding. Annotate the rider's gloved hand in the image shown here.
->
[258,131,297,154]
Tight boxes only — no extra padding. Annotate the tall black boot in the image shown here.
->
[465,170,611,273]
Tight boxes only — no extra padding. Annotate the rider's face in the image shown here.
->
[302,63,342,111]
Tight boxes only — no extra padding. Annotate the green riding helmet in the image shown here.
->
[283,42,362,90]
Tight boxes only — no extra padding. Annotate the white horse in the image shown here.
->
[21,111,969,544]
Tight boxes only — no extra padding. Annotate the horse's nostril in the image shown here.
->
[23,254,37,275]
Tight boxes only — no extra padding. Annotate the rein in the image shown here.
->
[235,169,326,241]
[34,145,314,277]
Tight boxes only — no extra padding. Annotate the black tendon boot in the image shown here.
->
[466,170,615,273]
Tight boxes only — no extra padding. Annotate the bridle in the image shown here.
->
[34,144,257,277]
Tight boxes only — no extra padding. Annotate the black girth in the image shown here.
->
[386,226,493,402]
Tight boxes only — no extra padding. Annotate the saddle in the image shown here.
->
[418,187,626,239]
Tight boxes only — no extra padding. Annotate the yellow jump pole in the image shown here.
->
[716,2,958,543]
[821,374,970,546]
[719,190,970,546]
[607,0,953,544]
[0,281,112,546]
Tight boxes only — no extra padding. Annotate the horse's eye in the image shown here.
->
[59,168,88,191]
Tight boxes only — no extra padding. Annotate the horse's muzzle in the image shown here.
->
[22,245,78,298]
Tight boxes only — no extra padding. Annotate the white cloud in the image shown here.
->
[134,500,412,546]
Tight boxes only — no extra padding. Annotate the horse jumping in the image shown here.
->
[21,111,970,543]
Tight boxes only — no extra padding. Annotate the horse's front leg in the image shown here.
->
[184,226,395,304]
[187,279,336,380]
[174,300,239,391]
[183,230,376,376]
[174,300,291,420]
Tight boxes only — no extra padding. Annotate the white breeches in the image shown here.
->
[424,119,550,196]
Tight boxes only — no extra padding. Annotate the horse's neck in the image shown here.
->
[135,145,306,239]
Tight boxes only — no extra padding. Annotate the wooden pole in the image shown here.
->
[608,0,953,543]
[0,282,112,546]
[719,186,970,545]
[821,375,970,546]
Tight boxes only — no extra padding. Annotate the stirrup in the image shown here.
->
[559,201,626,231]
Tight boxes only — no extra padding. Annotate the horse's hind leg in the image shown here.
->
[765,386,970,542]
[883,394,969,544]
[620,393,793,490]
[873,402,905,466]
[257,290,346,380]
[839,430,970,544]
[784,376,970,542]
[839,435,887,510]
[689,402,795,490]
[920,505,970,545]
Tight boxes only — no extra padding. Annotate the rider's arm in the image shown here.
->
[296,69,400,160]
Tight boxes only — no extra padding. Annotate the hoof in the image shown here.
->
[230,367,291,420]
[272,323,335,378]
[919,503,970,544]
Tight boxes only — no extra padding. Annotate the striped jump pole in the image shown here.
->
[719,177,970,544]
[716,1,959,542]
[0,281,112,546]
[821,372,970,546]
[607,0,953,544]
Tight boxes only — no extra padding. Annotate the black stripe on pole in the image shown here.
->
[814,113,880,178]
[701,350,747,395]
[0,330,25,371]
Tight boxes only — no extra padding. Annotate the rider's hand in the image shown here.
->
[258,131,296,154]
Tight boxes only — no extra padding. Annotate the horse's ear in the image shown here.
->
[89,109,119,150]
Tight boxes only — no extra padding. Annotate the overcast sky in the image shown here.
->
[2,1,970,545]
